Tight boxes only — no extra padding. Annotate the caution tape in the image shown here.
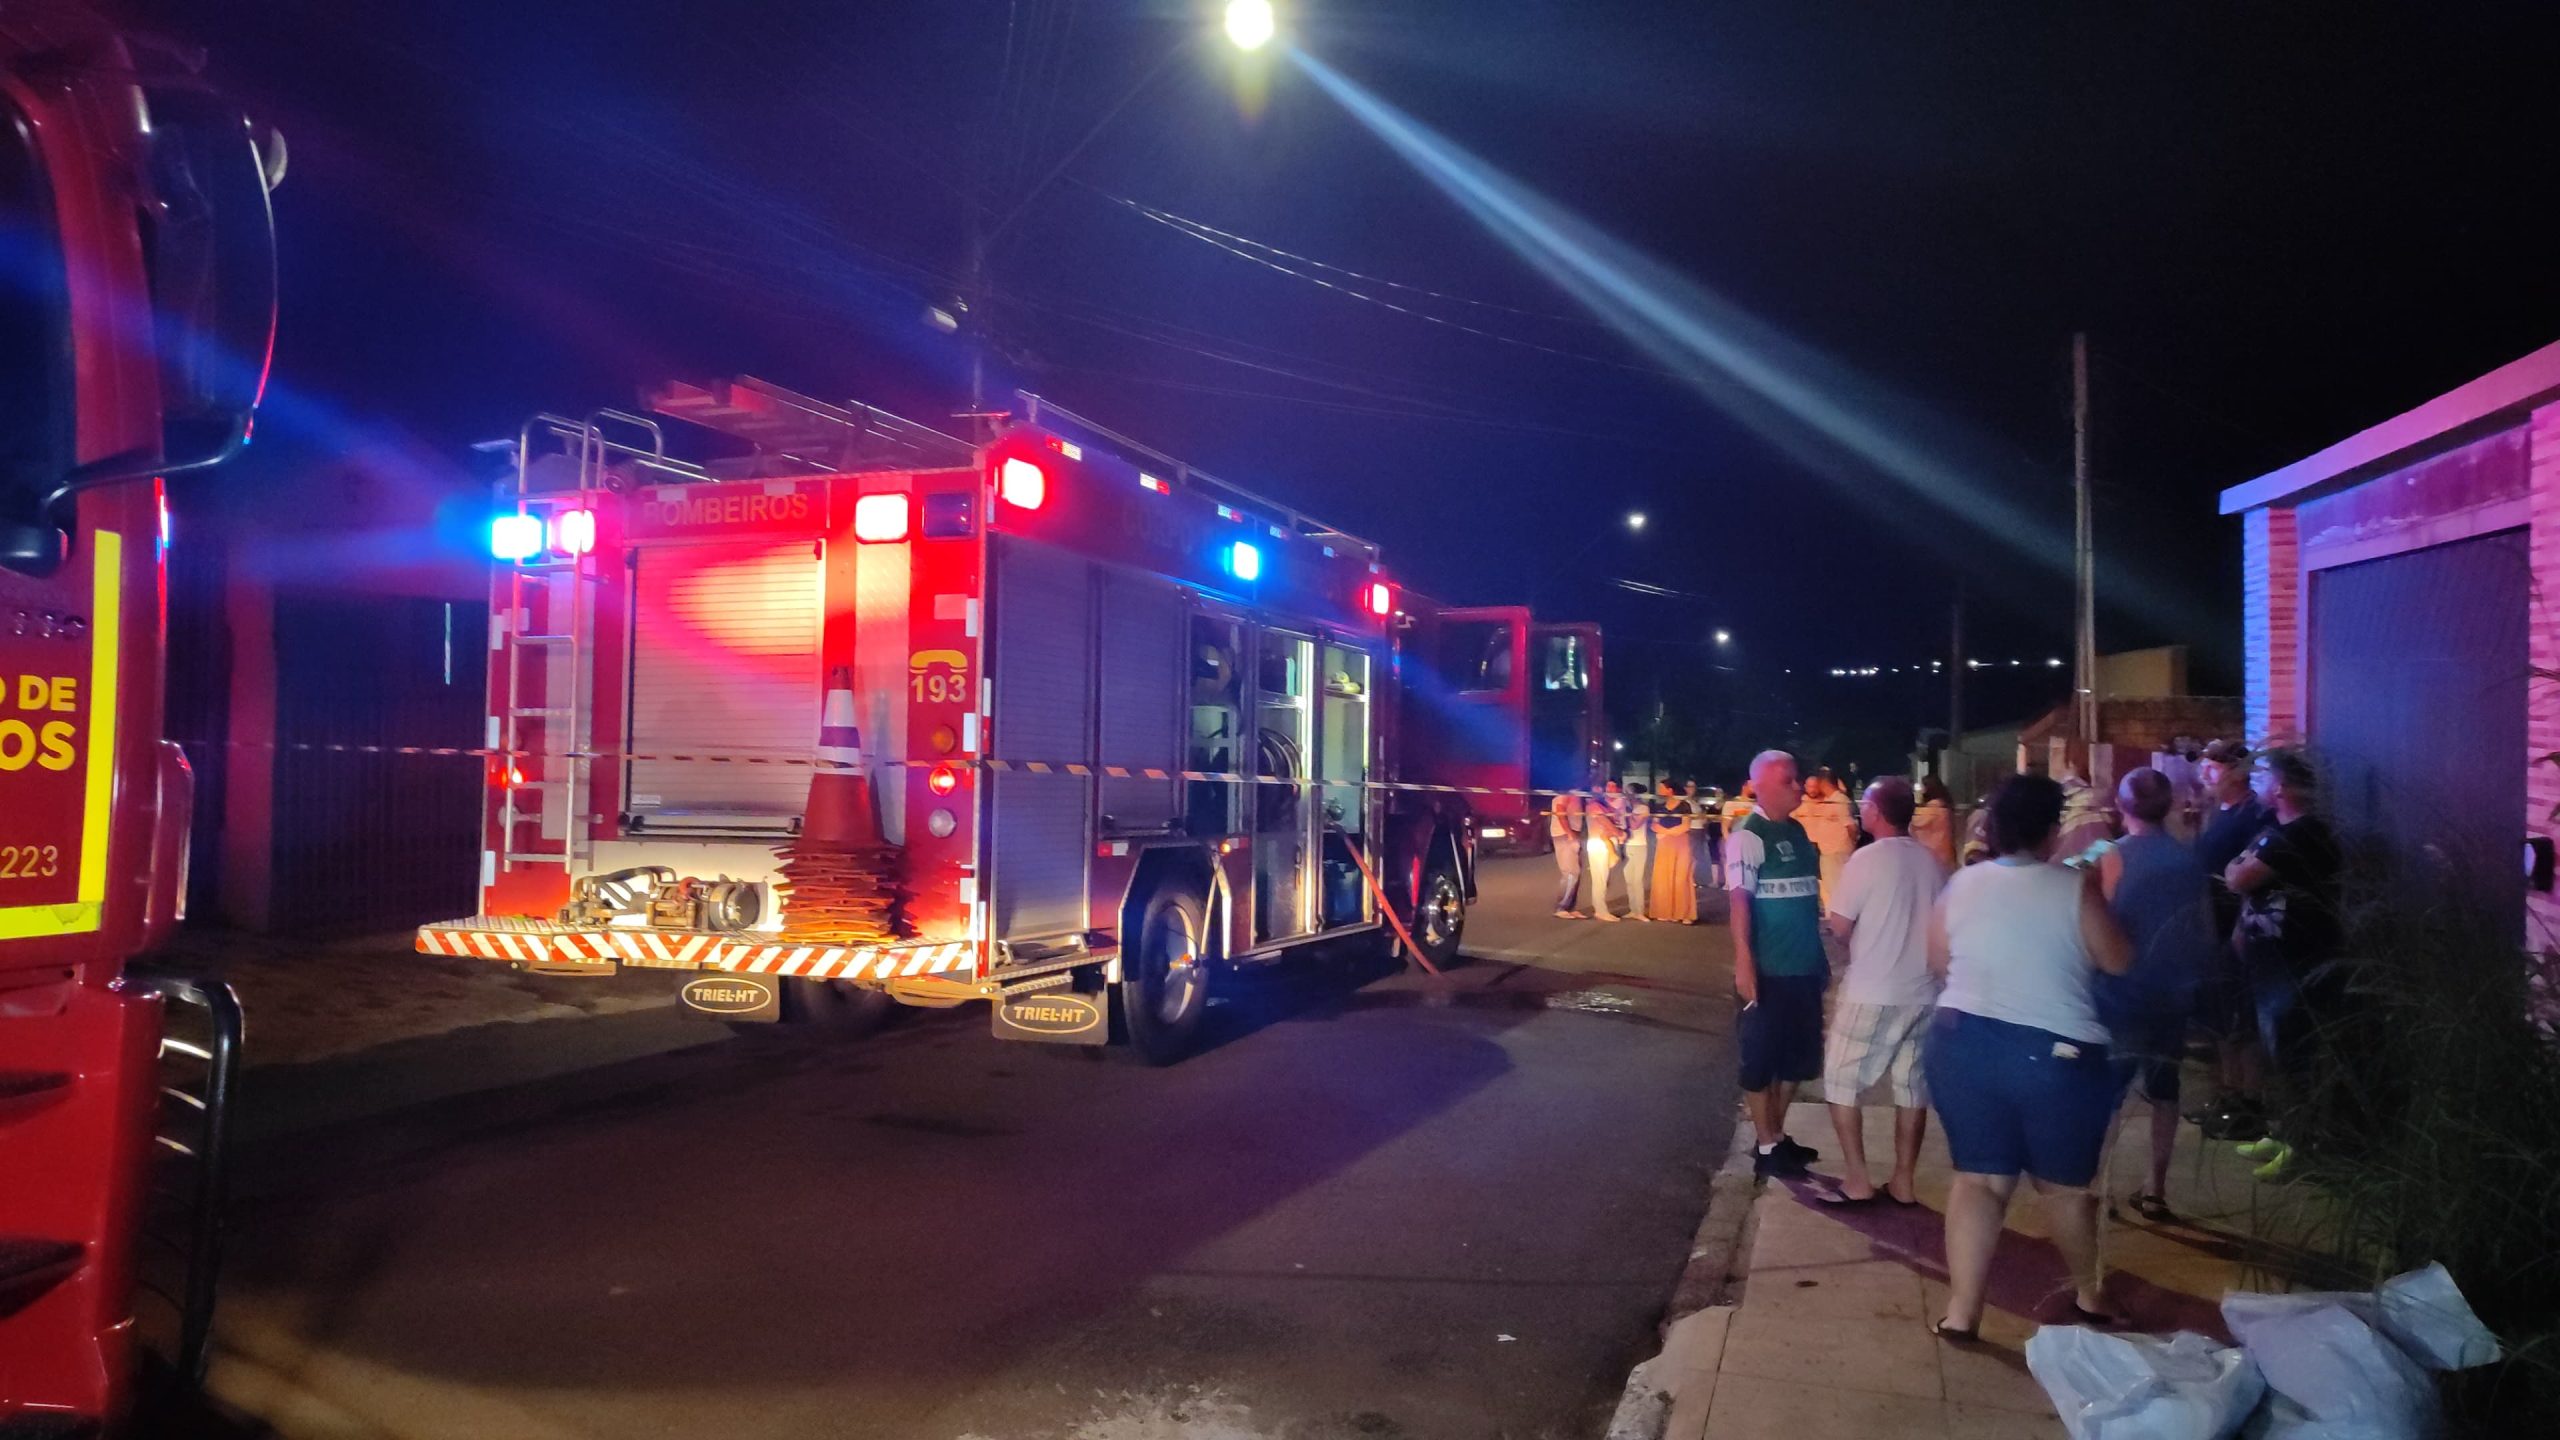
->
[169,737,1631,802]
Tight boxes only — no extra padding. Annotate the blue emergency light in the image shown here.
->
[1225,539,1261,582]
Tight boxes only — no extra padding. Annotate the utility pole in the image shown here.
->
[1948,585,1965,793]
[2071,332,2098,753]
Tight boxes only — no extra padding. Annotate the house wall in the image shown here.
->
[2239,411,2560,958]
[2528,402,2560,949]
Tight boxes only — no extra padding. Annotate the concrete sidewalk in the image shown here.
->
[1618,1092,2312,1439]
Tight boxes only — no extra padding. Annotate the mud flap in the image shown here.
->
[990,986,1109,1043]
[678,972,781,1021]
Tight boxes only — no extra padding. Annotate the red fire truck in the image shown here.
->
[419,379,1484,1062]
[1407,606,1607,855]
[3,7,277,1430]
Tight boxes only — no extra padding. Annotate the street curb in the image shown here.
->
[1601,1116,1764,1440]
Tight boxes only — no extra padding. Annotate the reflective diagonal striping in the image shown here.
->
[416,921,975,982]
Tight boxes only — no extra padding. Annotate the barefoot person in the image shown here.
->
[1727,750,1828,1177]
[1926,775,2134,1340]
[1820,778,1947,1206]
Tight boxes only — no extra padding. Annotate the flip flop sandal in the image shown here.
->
[1816,1189,1880,1209]
[1930,1318,1981,1344]
[2129,1194,2175,1223]
[2070,1303,2125,1328]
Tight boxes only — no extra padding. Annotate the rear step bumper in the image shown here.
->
[417,918,994,988]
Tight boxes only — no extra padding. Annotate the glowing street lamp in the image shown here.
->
[1625,511,1646,531]
[1713,629,1732,646]
[1224,0,1276,51]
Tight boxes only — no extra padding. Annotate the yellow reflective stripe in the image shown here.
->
[79,530,121,906]
[0,901,101,940]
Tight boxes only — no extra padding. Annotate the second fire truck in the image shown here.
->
[419,379,1561,1063]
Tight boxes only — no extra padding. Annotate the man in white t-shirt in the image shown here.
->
[1819,776,1948,1206]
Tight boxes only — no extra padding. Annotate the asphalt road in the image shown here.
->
[200,857,1740,1440]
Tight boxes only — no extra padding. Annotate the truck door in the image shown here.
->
[624,538,823,832]
[1314,639,1376,929]
[1408,605,1531,821]
[1528,622,1604,795]
[1252,628,1314,944]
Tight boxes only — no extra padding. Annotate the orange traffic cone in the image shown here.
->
[801,668,880,846]
[776,667,905,944]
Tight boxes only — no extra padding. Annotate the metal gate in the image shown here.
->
[2309,528,2529,940]
[269,591,488,933]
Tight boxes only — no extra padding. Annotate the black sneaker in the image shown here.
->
[1775,1135,1821,1165]
[1753,1145,1810,1178]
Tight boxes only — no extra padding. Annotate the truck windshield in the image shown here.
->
[0,98,73,547]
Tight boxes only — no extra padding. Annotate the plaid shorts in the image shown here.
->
[1823,1001,1933,1108]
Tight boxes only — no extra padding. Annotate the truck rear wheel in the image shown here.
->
[1413,860,1467,970]
[1122,885,1210,1066]
[783,977,898,1036]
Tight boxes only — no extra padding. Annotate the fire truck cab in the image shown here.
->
[421,380,1475,1062]
[3,5,277,1428]
[1406,606,1608,855]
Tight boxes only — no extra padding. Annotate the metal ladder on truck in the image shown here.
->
[491,413,710,880]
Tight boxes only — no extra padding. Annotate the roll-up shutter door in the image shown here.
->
[626,539,822,830]
[2309,527,2528,942]
[986,536,1093,939]
[1096,570,1183,834]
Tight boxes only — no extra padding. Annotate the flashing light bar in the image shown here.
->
[998,457,1047,510]
[1226,540,1262,583]
[1044,437,1083,461]
[852,492,912,543]
[490,513,545,561]
[554,509,596,556]
[1139,472,1169,494]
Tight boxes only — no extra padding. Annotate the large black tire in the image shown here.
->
[1121,885,1211,1066]
[1412,859,1468,971]
[782,977,899,1036]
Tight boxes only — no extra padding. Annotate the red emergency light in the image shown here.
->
[554,508,596,556]
[998,457,1047,510]
[927,762,960,796]
[1366,581,1394,618]
[852,492,911,543]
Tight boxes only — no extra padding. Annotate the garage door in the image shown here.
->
[2309,528,2528,941]
[626,539,822,831]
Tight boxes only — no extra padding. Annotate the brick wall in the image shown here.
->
[2526,404,2560,971]
[2242,506,2302,743]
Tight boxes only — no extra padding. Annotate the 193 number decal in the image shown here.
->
[0,844,63,879]
[910,671,965,703]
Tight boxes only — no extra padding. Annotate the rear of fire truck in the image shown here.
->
[1,7,277,1429]
[425,379,1474,1063]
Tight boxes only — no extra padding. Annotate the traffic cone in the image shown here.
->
[774,668,906,944]
[802,669,879,846]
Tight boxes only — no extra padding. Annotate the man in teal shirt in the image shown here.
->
[1725,748,1828,1176]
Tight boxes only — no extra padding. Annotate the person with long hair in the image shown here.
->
[1650,778,1700,923]
[1926,774,2135,1341]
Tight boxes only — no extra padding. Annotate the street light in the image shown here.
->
[1224,0,1276,51]
[1626,511,1646,531]
[1713,629,1732,646]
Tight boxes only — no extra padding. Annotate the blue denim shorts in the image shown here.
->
[1924,1009,2118,1187]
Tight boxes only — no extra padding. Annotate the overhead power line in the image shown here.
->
[1089,185,1677,379]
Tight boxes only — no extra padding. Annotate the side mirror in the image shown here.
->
[142,87,278,452]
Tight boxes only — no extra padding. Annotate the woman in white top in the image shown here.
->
[1924,774,2133,1343]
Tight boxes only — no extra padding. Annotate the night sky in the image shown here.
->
[142,0,2560,776]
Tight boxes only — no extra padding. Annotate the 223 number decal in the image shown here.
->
[0,844,62,880]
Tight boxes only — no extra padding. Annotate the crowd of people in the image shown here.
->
[1557,738,2345,1338]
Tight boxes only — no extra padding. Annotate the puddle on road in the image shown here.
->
[1539,989,1637,1016]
